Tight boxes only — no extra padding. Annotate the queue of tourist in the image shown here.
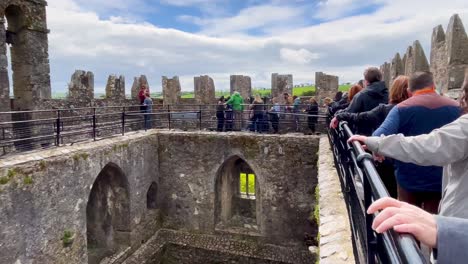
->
[329,67,468,263]
[216,92,320,134]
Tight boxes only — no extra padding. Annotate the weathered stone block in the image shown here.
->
[230,75,252,99]
[131,75,149,101]
[68,70,94,104]
[404,40,430,76]
[162,76,181,105]
[194,75,215,104]
[315,72,338,103]
[271,73,293,104]
[106,74,125,99]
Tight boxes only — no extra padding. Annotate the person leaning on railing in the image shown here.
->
[367,197,468,264]
[348,69,468,221]
[331,76,410,198]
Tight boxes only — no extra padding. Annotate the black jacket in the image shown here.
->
[346,81,388,114]
[306,103,319,123]
[337,103,395,135]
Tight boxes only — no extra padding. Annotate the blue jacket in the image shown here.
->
[373,91,460,192]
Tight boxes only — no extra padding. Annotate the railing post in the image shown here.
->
[56,110,61,146]
[92,107,96,141]
[199,105,202,130]
[121,107,125,135]
[167,105,171,130]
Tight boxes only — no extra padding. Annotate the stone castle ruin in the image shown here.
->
[315,72,339,103]
[1,4,468,263]
[381,14,468,99]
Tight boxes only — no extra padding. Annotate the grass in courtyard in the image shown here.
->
[240,173,256,195]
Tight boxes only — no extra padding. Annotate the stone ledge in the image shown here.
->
[317,136,355,264]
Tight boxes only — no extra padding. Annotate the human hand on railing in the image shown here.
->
[373,153,385,162]
[330,117,339,129]
[367,197,437,248]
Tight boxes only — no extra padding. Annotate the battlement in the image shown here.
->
[381,14,468,98]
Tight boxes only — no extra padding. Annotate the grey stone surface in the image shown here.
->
[68,70,94,104]
[0,131,320,263]
[162,76,181,105]
[106,74,126,99]
[123,229,316,264]
[230,75,252,99]
[390,53,405,84]
[271,73,293,104]
[404,40,430,76]
[315,72,338,103]
[318,137,355,264]
[131,75,149,100]
[380,62,391,89]
[0,0,51,111]
[194,75,215,104]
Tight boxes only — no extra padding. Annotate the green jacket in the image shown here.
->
[226,94,244,111]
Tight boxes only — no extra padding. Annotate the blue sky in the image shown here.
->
[8,0,468,95]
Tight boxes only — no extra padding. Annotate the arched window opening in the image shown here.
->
[147,182,158,209]
[86,163,131,264]
[215,157,260,232]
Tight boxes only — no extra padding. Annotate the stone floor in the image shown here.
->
[316,136,355,264]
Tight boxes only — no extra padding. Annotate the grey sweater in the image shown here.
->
[365,114,468,218]
[436,216,468,263]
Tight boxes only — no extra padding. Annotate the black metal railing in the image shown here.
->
[328,120,427,264]
[0,104,328,156]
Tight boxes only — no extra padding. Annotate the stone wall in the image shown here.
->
[162,76,181,105]
[0,131,320,263]
[123,229,315,264]
[230,75,252,99]
[271,73,293,104]
[381,14,468,98]
[131,75,149,100]
[194,75,215,104]
[315,72,338,103]
[0,18,10,115]
[0,0,51,111]
[106,74,125,100]
[68,70,94,104]
[0,133,160,264]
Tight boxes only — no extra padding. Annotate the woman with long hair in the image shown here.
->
[306,97,319,134]
[348,84,364,102]
[216,96,225,132]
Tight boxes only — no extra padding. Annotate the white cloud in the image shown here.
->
[40,0,468,95]
[280,48,320,64]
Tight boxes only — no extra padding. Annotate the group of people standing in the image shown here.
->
[216,91,320,134]
[329,66,468,263]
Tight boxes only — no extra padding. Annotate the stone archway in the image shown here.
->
[86,163,131,264]
[146,182,158,210]
[215,156,261,232]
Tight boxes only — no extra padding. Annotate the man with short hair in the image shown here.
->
[347,67,388,114]
[371,71,461,213]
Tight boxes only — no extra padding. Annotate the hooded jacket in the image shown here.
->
[346,81,388,114]
[226,93,244,111]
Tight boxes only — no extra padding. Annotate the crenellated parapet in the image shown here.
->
[315,72,338,103]
[105,75,125,100]
[68,70,94,104]
[162,76,181,106]
[230,75,252,99]
[381,14,468,99]
[271,73,293,104]
[194,75,216,104]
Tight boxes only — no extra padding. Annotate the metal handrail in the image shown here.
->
[329,121,427,264]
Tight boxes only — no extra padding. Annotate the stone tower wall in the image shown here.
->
[162,76,181,105]
[0,0,51,111]
[271,73,293,104]
[194,75,216,104]
[106,74,125,100]
[68,70,94,104]
[230,75,251,99]
[381,14,468,99]
[131,75,149,100]
[315,72,338,103]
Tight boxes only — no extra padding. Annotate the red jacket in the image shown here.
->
[138,89,150,104]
